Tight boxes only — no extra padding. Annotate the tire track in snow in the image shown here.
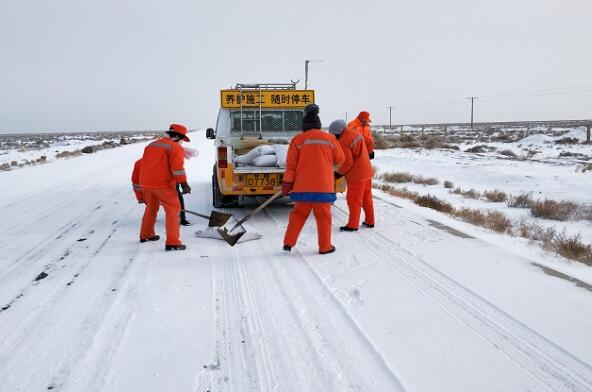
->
[331,204,592,392]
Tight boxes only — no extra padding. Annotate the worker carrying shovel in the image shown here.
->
[329,120,375,231]
[282,104,345,254]
[136,124,192,251]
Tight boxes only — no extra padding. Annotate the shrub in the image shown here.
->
[373,133,391,149]
[453,207,486,226]
[485,211,512,233]
[530,199,578,221]
[582,163,592,173]
[373,183,419,201]
[462,188,481,199]
[507,192,533,208]
[379,171,413,183]
[413,176,439,186]
[465,145,487,153]
[415,195,454,213]
[499,149,517,158]
[555,137,579,145]
[553,233,592,266]
[443,180,454,189]
[483,189,508,203]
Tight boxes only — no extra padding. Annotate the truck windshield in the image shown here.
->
[231,110,303,133]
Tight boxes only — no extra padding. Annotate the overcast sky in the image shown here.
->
[1,0,591,133]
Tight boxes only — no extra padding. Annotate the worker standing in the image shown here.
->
[282,104,345,254]
[348,111,375,160]
[329,120,375,231]
[138,124,192,251]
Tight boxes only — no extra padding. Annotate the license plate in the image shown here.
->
[245,174,279,187]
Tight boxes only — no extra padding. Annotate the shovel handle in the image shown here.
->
[229,191,283,231]
[182,209,211,220]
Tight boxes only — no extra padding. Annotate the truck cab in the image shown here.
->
[206,83,345,208]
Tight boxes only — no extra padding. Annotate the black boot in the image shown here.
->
[180,219,192,226]
[165,244,186,251]
[319,245,336,255]
[339,226,358,232]
[140,235,160,243]
[362,222,374,228]
[282,245,292,252]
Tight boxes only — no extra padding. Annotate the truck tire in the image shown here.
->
[212,167,225,208]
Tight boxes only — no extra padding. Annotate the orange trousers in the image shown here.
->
[140,187,182,246]
[283,202,333,253]
[346,178,375,228]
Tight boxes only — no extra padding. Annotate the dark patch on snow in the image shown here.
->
[532,263,592,293]
[47,386,55,390]
[112,220,118,225]
[34,272,49,281]
[66,273,80,286]
[1,304,10,312]
[77,238,87,242]
[111,289,116,292]
[427,219,473,239]
[200,255,209,258]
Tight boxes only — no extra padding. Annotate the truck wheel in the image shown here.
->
[212,168,225,208]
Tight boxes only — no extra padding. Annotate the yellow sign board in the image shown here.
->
[221,90,315,109]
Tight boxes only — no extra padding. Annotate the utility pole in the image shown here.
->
[304,59,323,90]
[468,96,477,130]
[387,106,393,130]
[345,112,348,123]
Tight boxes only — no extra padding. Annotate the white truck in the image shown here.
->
[206,83,345,208]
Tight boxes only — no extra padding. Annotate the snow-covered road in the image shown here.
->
[1,132,591,392]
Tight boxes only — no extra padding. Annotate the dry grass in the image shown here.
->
[530,199,578,221]
[452,187,481,199]
[379,171,413,183]
[465,145,487,153]
[582,163,592,173]
[483,189,508,203]
[373,133,391,149]
[415,195,454,213]
[443,180,454,189]
[507,192,533,208]
[553,233,592,266]
[378,171,438,186]
[499,149,518,158]
[413,176,439,186]
[373,183,419,201]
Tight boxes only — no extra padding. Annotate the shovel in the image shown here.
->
[217,191,283,246]
[182,209,233,228]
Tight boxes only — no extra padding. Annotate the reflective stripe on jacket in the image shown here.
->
[139,138,187,188]
[348,117,374,153]
[284,129,345,200]
[336,127,374,182]
[131,159,144,200]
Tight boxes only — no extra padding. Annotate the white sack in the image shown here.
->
[234,144,275,164]
[195,226,263,243]
[272,144,289,168]
[252,154,278,167]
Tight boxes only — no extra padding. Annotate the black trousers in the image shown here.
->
[176,183,186,221]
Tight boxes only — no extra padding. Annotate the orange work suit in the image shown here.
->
[138,138,187,245]
[283,129,345,253]
[337,127,375,228]
[348,117,374,154]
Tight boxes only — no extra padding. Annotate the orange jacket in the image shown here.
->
[336,127,374,182]
[131,159,144,200]
[284,129,345,194]
[139,138,187,188]
[348,117,374,153]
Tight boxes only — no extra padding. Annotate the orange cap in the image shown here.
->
[168,123,190,142]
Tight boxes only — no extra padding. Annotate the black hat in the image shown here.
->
[302,104,321,131]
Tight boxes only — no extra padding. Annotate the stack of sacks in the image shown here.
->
[234,144,289,168]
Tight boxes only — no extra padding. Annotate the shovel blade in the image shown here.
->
[217,225,247,247]
[208,211,233,228]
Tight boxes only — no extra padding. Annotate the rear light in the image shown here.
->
[217,146,227,168]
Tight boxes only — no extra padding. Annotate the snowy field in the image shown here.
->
[0,130,591,391]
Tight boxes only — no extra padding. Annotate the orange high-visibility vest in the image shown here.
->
[139,138,187,188]
[336,127,374,182]
[284,129,345,193]
[348,117,374,153]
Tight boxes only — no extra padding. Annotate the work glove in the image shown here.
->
[281,181,293,196]
[334,171,344,180]
[180,182,191,194]
[138,199,145,204]
[368,151,375,160]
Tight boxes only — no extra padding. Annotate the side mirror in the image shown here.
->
[206,128,215,139]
